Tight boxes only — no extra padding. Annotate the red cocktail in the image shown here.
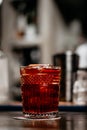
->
[20,64,61,119]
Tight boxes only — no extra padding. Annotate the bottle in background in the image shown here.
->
[0,50,9,103]
[73,69,87,105]
[53,50,79,102]
[73,38,87,105]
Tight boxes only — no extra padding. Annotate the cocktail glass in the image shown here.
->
[20,64,61,119]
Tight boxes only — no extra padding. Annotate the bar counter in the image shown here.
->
[0,101,87,130]
[0,111,87,130]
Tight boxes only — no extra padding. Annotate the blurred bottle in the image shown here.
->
[53,50,79,102]
[0,50,9,103]
[16,14,26,39]
[73,69,87,105]
[76,42,87,68]
[73,41,87,105]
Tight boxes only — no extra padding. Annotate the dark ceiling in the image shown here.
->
[10,0,37,14]
[54,0,87,37]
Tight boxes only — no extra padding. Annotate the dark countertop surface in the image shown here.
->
[0,111,87,130]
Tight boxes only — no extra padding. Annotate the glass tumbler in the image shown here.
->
[20,64,61,119]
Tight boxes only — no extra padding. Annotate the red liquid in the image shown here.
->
[21,66,61,114]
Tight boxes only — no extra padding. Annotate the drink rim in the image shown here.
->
[20,64,61,70]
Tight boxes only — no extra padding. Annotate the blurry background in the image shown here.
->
[0,0,87,103]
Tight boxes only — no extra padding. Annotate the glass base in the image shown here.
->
[13,111,61,120]
[24,111,59,119]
